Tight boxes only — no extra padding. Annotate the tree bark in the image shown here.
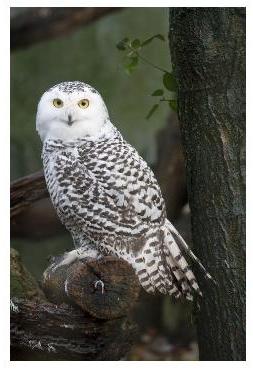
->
[169,8,245,361]
[11,7,123,51]
[11,298,138,361]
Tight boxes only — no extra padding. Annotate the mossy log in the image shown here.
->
[42,256,141,320]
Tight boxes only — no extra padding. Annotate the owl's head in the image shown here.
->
[36,81,111,142]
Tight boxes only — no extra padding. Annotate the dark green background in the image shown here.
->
[11,8,171,180]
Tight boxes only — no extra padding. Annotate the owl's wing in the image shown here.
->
[104,157,166,224]
[57,144,166,242]
[89,150,166,226]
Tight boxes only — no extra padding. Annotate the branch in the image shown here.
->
[10,170,48,219]
[11,7,123,51]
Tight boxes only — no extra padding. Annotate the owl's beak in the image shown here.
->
[67,114,74,126]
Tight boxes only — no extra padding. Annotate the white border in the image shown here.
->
[0,0,10,367]
[2,1,250,369]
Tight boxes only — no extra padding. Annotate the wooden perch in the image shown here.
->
[42,256,141,320]
[11,249,140,360]
[11,7,123,51]
[11,298,138,361]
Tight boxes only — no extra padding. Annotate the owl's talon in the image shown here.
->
[94,279,105,294]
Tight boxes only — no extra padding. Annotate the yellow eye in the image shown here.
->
[53,98,64,108]
[78,99,89,109]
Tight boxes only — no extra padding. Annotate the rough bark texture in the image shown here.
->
[11,7,123,50]
[169,8,245,361]
[11,298,138,361]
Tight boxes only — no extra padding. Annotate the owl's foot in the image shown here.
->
[50,247,102,272]
[94,279,105,294]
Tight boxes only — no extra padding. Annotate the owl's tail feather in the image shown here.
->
[165,220,216,284]
[164,240,202,298]
[165,253,194,300]
[132,220,215,299]
[161,219,216,299]
[134,249,183,297]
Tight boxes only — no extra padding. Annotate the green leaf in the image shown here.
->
[168,99,178,112]
[151,89,164,96]
[163,72,177,92]
[146,104,159,119]
[129,56,138,67]
[116,37,129,51]
[124,56,139,74]
[141,34,165,47]
[131,39,141,49]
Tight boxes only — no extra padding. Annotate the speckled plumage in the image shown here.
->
[38,81,212,300]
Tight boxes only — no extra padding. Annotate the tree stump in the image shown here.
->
[42,256,141,319]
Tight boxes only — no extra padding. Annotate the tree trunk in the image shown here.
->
[169,8,245,361]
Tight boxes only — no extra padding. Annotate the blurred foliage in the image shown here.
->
[11,234,72,279]
[116,34,177,118]
[10,248,46,299]
[11,8,172,180]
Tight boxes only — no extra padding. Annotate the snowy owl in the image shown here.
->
[36,81,212,300]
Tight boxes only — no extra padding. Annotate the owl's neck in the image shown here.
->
[41,118,118,143]
[43,121,121,150]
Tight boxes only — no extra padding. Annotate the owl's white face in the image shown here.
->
[36,82,110,142]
